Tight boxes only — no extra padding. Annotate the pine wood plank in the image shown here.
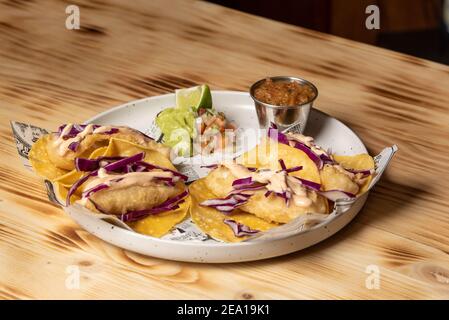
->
[1,0,449,299]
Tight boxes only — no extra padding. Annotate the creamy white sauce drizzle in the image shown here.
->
[286,175,312,206]
[223,163,312,207]
[54,124,95,156]
[53,125,146,156]
[266,171,288,194]
[93,125,113,134]
[287,133,328,156]
[82,168,174,197]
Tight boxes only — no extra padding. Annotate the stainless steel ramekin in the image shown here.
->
[249,76,318,133]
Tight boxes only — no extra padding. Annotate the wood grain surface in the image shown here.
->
[1,0,449,299]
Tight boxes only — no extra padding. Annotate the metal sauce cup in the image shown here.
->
[249,76,318,133]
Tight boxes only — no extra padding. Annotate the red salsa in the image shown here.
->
[254,78,315,106]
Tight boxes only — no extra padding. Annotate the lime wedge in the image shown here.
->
[175,84,212,110]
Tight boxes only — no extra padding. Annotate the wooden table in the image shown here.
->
[1,0,449,300]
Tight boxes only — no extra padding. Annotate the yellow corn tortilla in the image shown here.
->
[189,179,278,243]
[333,154,375,171]
[53,181,71,204]
[29,135,69,181]
[333,153,375,194]
[44,126,171,171]
[83,139,187,237]
[237,138,321,183]
[128,196,190,238]
[55,139,176,204]
[104,138,175,170]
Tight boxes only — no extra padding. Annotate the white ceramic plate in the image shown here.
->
[65,91,370,263]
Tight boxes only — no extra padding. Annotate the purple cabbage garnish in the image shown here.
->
[267,128,326,169]
[67,141,80,152]
[67,152,186,206]
[291,141,323,169]
[75,156,125,172]
[293,177,321,191]
[58,124,98,139]
[319,153,334,165]
[66,170,99,206]
[223,219,259,237]
[82,183,110,199]
[268,127,290,145]
[278,159,303,173]
[120,190,189,222]
[200,193,252,213]
[232,177,253,187]
[319,190,356,201]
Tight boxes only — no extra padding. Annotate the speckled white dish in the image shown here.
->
[64,91,370,263]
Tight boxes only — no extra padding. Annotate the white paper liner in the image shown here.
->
[11,120,398,243]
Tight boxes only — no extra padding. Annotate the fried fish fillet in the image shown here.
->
[320,164,360,195]
[83,181,185,215]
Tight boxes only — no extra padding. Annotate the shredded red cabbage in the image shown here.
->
[67,141,80,152]
[103,152,145,172]
[82,183,110,199]
[133,164,148,173]
[58,124,120,139]
[232,177,253,187]
[75,154,186,187]
[286,166,303,173]
[120,190,189,222]
[135,161,188,181]
[268,128,324,169]
[57,124,154,153]
[58,124,95,139]
[58,123,155,146]
[67,152,186,206]
[229,183,267,193]
[278,159,302,173]
[268,127,290,145]
[292,177,321,191]
[319,190,356,201]
[279,159,287,171]
[200,193,252,213]
[274,190,291,205]
[320,153,334,164]
[104,128,119,135]
[75,156,125,172]
[66,171,98,206]
[292,141,323,169]
[231,175,267,192]
[223,219,259,237]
